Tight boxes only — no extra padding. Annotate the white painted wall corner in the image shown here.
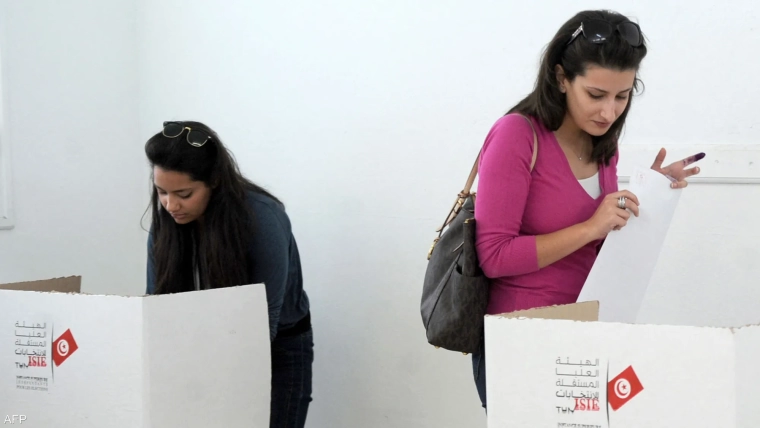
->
[0,34,12,231]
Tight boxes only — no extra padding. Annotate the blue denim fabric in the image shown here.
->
[471,338,487,411]
[270,328,314,427]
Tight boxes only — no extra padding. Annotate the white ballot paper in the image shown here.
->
[576,166,682,322]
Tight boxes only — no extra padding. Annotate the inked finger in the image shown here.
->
[681,152,706,167]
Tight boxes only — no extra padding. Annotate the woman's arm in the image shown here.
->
[146,225,156,295]
[535,224,595,268]
[474,115,597,278]
[248,203,291,342]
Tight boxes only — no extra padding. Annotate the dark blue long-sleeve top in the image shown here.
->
[146,190,310,341]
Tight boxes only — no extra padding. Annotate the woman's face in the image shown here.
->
[560,64,636,136]
[153,166,212,224]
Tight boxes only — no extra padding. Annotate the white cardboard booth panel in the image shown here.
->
[485,301,760,428]
[0,276,272,427]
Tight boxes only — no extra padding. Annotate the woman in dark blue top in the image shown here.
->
[144,120,313,428]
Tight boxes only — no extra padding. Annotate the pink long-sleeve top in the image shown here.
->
[474,113,619,315]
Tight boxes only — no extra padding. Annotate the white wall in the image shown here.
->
[1,0,759,427]
[0,0,145,295]
[0,33,12,229]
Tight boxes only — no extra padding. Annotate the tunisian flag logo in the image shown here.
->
[52,329,79,367]
[607,365,644,410]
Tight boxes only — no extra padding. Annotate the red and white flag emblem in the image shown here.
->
[607,365,644,411]
[52,329,79,367]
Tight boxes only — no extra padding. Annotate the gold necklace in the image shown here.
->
[570,137,591,161]
[555,130,589,161]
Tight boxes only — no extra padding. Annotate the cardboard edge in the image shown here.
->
[0,275,82,293]
[0,280,265,299]
[728,322,760,334]
[486,300,760,333]
[83,283,267,299]
[485,300,600,322]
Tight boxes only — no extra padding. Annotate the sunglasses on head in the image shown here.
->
[567,19,643,47]
[162,121,212,147]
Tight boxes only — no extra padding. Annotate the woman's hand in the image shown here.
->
[583,190,640,241]
[650,148,705,189]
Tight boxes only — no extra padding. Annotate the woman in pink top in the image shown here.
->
[470,9,705,410]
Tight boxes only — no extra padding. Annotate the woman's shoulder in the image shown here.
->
[490,112,539,133]
[246,190,283,210]
[490,113,544,142]
[482,113,542,158]
[242,190,295,267]
[245,190,291,230]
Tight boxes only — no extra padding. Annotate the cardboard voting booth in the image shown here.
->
[0,276,272,427]
[480,166,760,426]
[484,301,760,427]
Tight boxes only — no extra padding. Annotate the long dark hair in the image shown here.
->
[508,10,648,165]
[144,120,282,294]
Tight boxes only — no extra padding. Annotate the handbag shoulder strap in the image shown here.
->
[435,114,539,236]
[461,113,538,197]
